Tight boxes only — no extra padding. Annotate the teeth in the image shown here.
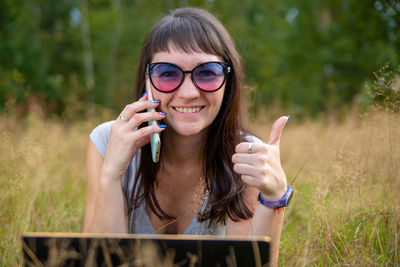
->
[175,107,201,113]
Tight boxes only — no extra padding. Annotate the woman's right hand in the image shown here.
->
[101,92,166,179]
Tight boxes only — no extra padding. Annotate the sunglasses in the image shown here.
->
[147,61,231,93]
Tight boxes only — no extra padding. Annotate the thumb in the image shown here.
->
[267,115,290,146]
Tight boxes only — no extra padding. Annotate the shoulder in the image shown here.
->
[90,120,114,134]
[89,120,115,158]
[243,133,264,144]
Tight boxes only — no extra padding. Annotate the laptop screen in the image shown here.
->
[22,232,270,267]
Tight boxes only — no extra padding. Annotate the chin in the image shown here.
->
[171,124,208,137]
[175,128,202,137]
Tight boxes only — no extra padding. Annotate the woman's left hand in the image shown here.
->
[232,116,289,200]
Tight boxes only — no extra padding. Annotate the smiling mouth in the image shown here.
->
[173,106,204,113]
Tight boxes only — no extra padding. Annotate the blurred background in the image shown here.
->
[1,0,399,266]
[1,0,399,118]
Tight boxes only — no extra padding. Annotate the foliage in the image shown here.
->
[0,0,399,117]
[362,63,400,112]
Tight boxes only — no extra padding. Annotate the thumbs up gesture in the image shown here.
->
[232,116,289,200]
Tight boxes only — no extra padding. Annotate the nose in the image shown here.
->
[175,73,201,99]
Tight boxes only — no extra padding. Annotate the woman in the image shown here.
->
[84,7,292,265]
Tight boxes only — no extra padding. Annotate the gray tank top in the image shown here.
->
[90,121,229,235]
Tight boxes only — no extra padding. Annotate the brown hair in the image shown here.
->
[131,7,253,224]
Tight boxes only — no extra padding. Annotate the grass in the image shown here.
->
[264,109,400,266]
[0,103,399,266]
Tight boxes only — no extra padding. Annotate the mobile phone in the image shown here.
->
[146,76,161,163]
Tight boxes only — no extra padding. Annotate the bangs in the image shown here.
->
[149,13,226,59]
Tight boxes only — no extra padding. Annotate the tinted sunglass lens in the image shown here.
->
[193,63,225,91]
[151,64,183,92]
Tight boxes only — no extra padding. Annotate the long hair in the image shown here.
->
[131,7,253,223]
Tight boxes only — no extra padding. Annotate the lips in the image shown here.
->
[173,106,204,113]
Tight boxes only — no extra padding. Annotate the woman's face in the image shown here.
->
[150,45,226,137]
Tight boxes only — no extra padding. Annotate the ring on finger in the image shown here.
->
[248,143,253,153]
[119,115,128,122]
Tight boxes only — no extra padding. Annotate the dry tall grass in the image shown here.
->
[0,105,399,266]
[257,109,399,266]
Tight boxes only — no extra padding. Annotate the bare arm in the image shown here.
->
[83,140,128,233]
[229,116,290,266]
[83,92,166,233]
[248,204,285,267]
[225,185,284,267]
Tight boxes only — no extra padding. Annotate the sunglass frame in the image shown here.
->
[147,61,231,93]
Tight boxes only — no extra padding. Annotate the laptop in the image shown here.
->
[22,232,270,266]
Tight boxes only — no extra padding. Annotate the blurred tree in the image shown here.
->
[0,0,399,117]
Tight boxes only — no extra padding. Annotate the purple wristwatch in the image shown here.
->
[258,185,293,209]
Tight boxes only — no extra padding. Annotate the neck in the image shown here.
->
[156,128,208,187]
[161,128,208,166]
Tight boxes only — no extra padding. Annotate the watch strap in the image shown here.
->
[258,185,293,209]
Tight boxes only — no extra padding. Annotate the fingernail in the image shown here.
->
[141,91,147,98]
[287,115,290,120]
[160,112,167,116]
[158,124,167,128]
[151,100,160,103]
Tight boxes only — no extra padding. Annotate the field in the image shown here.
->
[0,105,399,266]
